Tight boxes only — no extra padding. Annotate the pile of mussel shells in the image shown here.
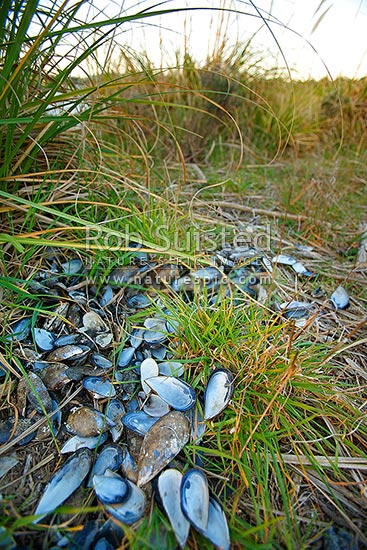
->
[0,244,351,548]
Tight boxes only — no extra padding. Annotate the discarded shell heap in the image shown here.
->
[1,245,351,549]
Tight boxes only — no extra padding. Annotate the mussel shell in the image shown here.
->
[157,469,190,549]
[67,406,115,438]
[0,454,19,480]
[151,345,167,361]
[93,332,113,349]
[34,448,93,522]
[145,376,196,412]
[88,444,124,487]
[137,411,190,486]
[34,328,56,352]
[143,329,166,346]
[291,261,314,277]
[83,377,116,399]
[18,372,53,414]
[280,301,313,320]
[0,417,37,446]
[330,285,350,310]
[82,311,107,333]
[93,471,131,505]
[6,317,31,342]
[53,333,84,347]
[108,266,139,286]
[140,358,159,394]
[117,347,135,368]
[203,368,234,420]
[272,254,297,266]
[61,258,83,275]
[46,344,90,363]
[100,285,114,307]
[197,496,230,550]
[122,411,159,436]
[120,447,138,483]
[127,294,151,309]
[143,394,171,418]
[90,353,113,370]
[129,328,145,349]
[180,468,209,531]
[37,364,71,390]
[60,433,108,454]
[104,480,146,525]
[158,361,184,377]
[105,398,126,442]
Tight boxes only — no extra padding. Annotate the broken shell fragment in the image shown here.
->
[330,285,350,310]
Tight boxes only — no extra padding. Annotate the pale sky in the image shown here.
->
[104,0,367,79]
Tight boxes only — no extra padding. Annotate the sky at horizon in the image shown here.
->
[116,0,367,79]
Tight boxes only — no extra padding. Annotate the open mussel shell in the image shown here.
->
[197,496,230,550]
[93,471,131,505]
[0,417,37,447]
[60,433,108,454]
[122,411,159,436]
[143,394,170,417]
[117,347,135,368]
[140,358,159,394]
[105,398,126,442]
[330,285,350,310]
[203,368,234,421]
[6,317,31,342]
[137,411,190,487]
[157,468,190,549]
[66,406,115,438]
[61,258,83,275]
[145,375,196,412]
[158,361,184,377]
[180,468,209,531]
[88,444,124,487]
[34,328,56,352]
[279,301,313,320]
[83,377,116,399]
[90,352,113,370]
[33,448,93,523]
[82,311,107,333]
[104,480,146,525]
